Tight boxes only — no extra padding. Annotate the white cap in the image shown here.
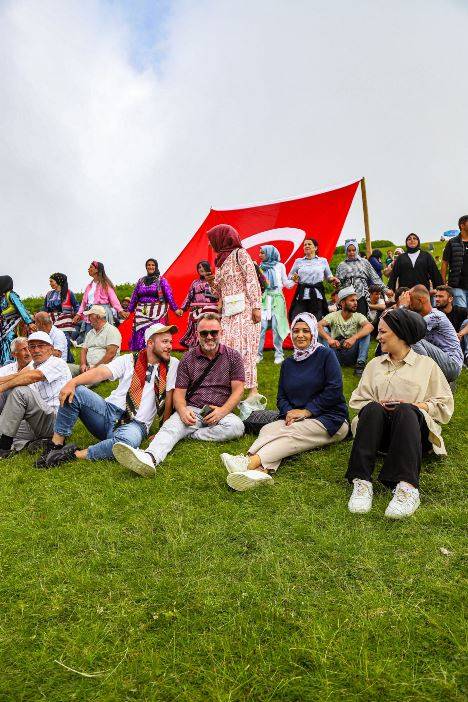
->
[83,305,107,318]
[144,323,178,344]
[337,286,356,303]
[28,331,53,345]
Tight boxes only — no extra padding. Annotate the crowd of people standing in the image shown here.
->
[0,215,466,520]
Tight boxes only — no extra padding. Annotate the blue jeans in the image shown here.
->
[323,334,370,366]
[258,315,284,359]
[452,288,468,308]
[54,386,147,461]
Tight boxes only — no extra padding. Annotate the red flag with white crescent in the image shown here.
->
[163,179,361,350]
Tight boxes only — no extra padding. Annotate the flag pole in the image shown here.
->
[360,177,372,257]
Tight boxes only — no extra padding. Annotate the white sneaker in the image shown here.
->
[348,479,373,513]
[256,356,263,364]
[220,453,249,474]
[274,356,284,365]
[112,442,157,477]
[226,469,274,491]
[385,483,420,519]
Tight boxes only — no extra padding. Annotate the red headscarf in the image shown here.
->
[207,224,243,268]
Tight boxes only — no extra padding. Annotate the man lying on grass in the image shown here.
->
[37,324,179,468]
[112,312,245,477]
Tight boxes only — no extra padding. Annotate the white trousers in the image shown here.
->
[147,406,245,465]
[248,418,349,472]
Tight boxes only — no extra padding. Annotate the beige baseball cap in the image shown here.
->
[83,305,107,318]
[144,323,178,343]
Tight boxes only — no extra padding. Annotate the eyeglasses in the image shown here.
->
[199,329,220,338]
[145,364,154,383]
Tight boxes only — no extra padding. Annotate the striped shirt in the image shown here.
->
[288,256,332,299]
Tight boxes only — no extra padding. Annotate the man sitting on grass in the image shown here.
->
[317,287,374,376]
[400,285,463,383]
[69,305,121,378]
[435,285,468,363]
[112,312,245,477]
[34,311,68,361]
[37,323,179,468]
[0,337,35,452]
[0,332,71,459]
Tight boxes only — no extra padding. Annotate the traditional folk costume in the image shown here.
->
[180,261,219,348]
[44,273,79,335]
[128,260,179,351]
[0,276,32,366]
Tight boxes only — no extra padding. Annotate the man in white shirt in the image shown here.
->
[0,332,71,458]
[78,305,121,372]
[38,323,179,467]
[34,312,68,361]
[0,337,35,451]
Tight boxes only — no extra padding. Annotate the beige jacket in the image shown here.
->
[349,349,454,455]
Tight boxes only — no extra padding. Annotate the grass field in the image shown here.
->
[0,346,466,701]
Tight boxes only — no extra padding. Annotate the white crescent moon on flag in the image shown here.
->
[241,228,306,264]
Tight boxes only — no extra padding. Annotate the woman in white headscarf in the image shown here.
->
[221,312,349,491]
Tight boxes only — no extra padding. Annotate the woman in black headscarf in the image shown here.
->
[0,276,33,366]
[127,258,182,351]
[345,308,453,520]
[388,233,443,291]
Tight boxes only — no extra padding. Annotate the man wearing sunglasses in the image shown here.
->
[37,323,179,467]
[0,331,71,458]
[112,312,245,477]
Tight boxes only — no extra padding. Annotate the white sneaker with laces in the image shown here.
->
[220,453,249,474]
[112,442,157,477]
[274,356,284,365]
[226,469,274,491]
[385,483,420,519]
[348,479,373,513]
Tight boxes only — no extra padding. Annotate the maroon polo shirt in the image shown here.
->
[176,344,245,408]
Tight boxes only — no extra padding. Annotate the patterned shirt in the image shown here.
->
[31,356,71,409]
[335,258,385,301]
[176,344,245,408]
[288,256,332,300]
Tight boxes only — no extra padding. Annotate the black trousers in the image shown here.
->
[346,402,431,489]
[356,297,368,316]
[289,299,324,322]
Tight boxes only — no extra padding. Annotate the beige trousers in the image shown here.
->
[248,418,349,472]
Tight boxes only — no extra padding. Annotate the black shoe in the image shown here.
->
[354,361,366,377]
[0,448,16,459]
[41,444,78,469]
[27,438,55,455]
[34,439,62,468]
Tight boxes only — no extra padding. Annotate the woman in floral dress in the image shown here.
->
[128,258,183,351]
[206,225,262,398]
[180,261,219,348]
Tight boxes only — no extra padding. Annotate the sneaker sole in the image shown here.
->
[226,472,274,492]
[220,453,247,474]
[385,502,420,519]
[112,443,156,478]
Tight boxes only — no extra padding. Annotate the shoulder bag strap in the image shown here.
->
[185,354,221,402]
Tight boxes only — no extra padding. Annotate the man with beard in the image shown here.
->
[112,312,245,477]
[39,323,179,467]
[318,287,374,376]
[434,285,468,364]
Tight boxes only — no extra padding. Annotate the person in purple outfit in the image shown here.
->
[128,258,183,351]
[180,261,219,348]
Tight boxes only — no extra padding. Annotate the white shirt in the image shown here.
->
[268,262,295,291]
[407,251,420,266]
[288,256,333,299]
[49,325,68,361]
[31,356,72,410]
[0,360,33,376]
[105,355,179,430]
[88,281,97,305]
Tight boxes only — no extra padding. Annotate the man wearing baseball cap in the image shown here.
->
[317,287,374,376]
[69,305,121,378]
[38,323,179,467]
[0,331,71,458]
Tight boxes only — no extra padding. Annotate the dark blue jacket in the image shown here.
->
[277,345,349,436]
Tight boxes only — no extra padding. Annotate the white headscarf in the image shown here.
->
[291,312,319,362]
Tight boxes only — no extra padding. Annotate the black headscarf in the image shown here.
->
[144,258,160,286]
[371,249,382,260]
[405,233,421,254]
[0,276,13,295]
[197,260,211,278]
[383,308,427,345]
[50,272,69,303]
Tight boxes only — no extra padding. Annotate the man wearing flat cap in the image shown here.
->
[318,287,374,376]
[0,331,71,458]
[38,323,179,467]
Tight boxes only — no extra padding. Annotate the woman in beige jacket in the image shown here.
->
[346,307,453,520]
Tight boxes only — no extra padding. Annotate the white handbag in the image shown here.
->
[223,293,246,317]
[238,394,268,421]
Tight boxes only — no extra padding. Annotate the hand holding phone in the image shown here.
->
[200,404,213,419]
[382,400,400,410]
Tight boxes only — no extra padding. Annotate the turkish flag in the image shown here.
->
[164,179,361,350]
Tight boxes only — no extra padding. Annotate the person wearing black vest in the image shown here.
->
[388,233,443,292]
[441,215,468,308]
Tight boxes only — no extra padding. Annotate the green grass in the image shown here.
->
[0,350,466,701]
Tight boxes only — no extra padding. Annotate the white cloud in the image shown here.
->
[1,0,467,296]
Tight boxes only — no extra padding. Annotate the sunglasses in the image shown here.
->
[199,329,220,338]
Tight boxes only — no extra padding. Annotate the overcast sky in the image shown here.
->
[1,0,467,296]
